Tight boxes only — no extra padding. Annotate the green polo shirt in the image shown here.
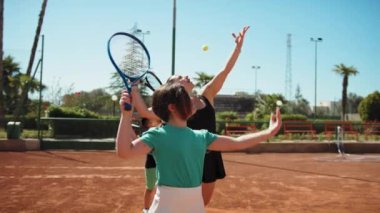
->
[140,124,217,188]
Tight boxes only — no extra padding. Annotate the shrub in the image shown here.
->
[262,113,307,121]
[47,118,119,138]
[216,111,238,122]
[358,91,380,121]
[47,106,100,118]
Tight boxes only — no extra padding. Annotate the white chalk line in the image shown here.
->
[0,174,140,179]
[1,166,144,170]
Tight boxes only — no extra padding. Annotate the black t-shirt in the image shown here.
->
[187,96,216,133]
[145,154,156,168]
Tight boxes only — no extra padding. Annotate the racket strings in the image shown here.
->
[113,37,149,78]
[144,72,163,91]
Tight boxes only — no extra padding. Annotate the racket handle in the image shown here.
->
[124,103,132,111]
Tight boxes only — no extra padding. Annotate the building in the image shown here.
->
[214,94,255,113]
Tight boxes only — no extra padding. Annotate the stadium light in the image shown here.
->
[310,37,323,119]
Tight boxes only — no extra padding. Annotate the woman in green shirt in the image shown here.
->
[116,83,281,213]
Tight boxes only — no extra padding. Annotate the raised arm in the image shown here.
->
[201,26,250,104]
[131,86,160,121]
[208,107,282,151]
[116,90,152,160]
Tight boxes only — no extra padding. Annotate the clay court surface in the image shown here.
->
[0,151,379,213]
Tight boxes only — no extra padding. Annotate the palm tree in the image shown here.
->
[333,63,359,121]
[2,56,43,114]
[14,0,48,118]
[193,72,214,89]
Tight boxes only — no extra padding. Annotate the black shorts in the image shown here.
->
[202,151,226,183]
[145,154,156,169]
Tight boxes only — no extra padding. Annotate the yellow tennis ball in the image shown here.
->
[202,45,209,51]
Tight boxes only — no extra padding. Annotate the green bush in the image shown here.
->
[358,91,380,121]
[216,111,238,121]
[44,118,120,138]
[262,113,308,121]
[48,106,100,118]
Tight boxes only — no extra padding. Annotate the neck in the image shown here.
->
[191,96,205,111]
[167,117,187,127]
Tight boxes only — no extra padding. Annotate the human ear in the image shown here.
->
[168,104,176,113]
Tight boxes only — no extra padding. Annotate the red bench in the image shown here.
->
[283,120,316,139]
[363,121,380,140]
[225,124,257,137]
[324,121,359,141]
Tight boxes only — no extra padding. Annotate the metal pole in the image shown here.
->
[37,34,44,140]
[252,66,260,94]
[171,0,176,75]
[255,68,257,93]
[311,37,322,120]
[314,41,317,120]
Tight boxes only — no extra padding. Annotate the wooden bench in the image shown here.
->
[363,121,380,140]
[225,124,257,137]
[283,120,316,139]
[324,121,359,141]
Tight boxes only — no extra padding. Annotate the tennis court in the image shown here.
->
[1,151,379,212]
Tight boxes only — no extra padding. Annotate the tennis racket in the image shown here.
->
[107,32,151,110]
[143,71,163,92]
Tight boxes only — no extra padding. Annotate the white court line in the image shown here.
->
[1,166,144,170]
[0,174,140,179]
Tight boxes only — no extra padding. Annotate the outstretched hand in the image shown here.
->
[232,26,250,50]
[268,107,282,136]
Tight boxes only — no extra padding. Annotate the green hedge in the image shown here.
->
[48,106,100,118]
[42,118,122,138]
[216,119,364,135]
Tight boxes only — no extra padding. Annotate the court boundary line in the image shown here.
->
[224,159,380,184]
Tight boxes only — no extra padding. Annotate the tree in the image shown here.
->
[294,84,302,101]
[288,84,312,116]
[332,63,359,120]
[346,92,363,114]
[0,0,4,121]
[216,111,238,122]
[193,72,214,89]
[108,72,150,97]
[14,0,48,118]
[62,88,114,115]
[108,25,149,97]
[45,78,74,106]
[2,56,21,114]
[358,91,380,121]
[254,93,286,119]
[2,56,44,114]
[235,91,250,96]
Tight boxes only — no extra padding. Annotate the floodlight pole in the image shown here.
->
[134,28,150,44]
[252,66,261,94]
[171,0,176,75]
[310,37,322,120]
[134,28,150,67]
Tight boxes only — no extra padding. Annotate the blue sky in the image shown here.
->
[4,0,380,105]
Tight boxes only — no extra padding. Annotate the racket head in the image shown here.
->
[144,71,163,92]
[107,32,151,110]
[107,32,151,88]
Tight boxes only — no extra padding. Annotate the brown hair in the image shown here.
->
[152,83,192,122]
[166,75,178,85]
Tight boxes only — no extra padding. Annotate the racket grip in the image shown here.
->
[124,103,132,111]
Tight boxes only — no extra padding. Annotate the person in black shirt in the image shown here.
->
[132,26,249,205]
